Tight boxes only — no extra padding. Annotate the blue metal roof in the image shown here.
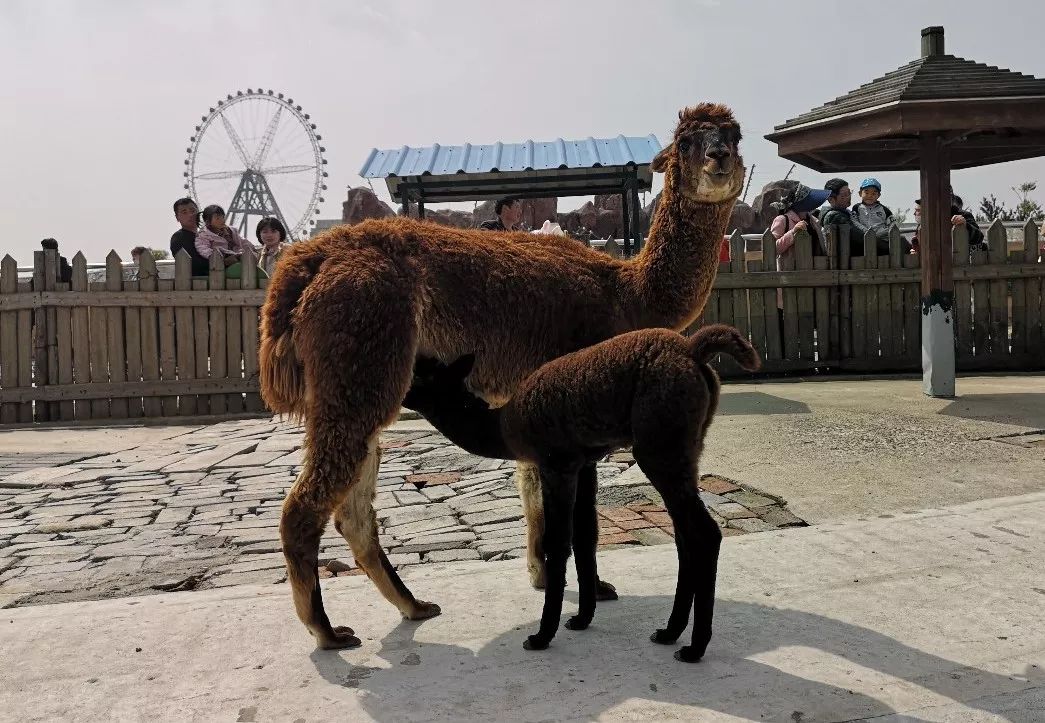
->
[359,134,662,178]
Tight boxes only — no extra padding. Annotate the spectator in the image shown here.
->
[130,246,147,265]
[769,183,830,262]
[257,216,287,277]
[195,204,249,278]
[819,178,868,256]
[479,197,523,232]
[851,178,894,253]
[910,193,985,256]
[169,198,210,276]
[39,238,73,283]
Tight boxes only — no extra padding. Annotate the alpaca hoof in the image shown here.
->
[650,628,679,645]
[405,600,441,620]
[595,579,618,601]
[316,626,362,650]
[529,565,546,591]
[523,635,550,651]
[565,615,592,631]
[674,645,705,663]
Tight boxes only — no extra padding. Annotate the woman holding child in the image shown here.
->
[194,204,252,278]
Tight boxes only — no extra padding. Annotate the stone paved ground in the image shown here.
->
[0,418,806,608]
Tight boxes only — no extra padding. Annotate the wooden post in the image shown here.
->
[621,188,632,258]
[631,185,643,253]
[919,132,955,397]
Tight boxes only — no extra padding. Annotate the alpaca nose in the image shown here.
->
[707,146,731,162]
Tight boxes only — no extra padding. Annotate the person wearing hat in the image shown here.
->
[911,191,985,256]
[851,178,895,253]
[769,181,830,261]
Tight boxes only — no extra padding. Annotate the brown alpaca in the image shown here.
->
[259,102,744,649]
[401,325,761,662]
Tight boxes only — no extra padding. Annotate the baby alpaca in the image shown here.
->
[403,324,760,662]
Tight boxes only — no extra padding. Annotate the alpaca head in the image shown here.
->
[401,354,477,417]
[651,103,745,204]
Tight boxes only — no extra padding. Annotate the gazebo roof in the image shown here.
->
[359,134,661,203]
[765,27,1045,172]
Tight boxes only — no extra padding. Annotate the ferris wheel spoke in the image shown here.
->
[196,169,246,180]
[252,106,283,168]
[220,112,253,168]
[261,164,316,176]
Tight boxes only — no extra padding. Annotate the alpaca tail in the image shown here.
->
[258,250,320,418]
[687,324,761,371]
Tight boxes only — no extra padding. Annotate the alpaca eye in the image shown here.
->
[677,139,691,153]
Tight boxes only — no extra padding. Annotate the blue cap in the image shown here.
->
[859,177,882,191]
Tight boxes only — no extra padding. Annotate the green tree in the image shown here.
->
[1011,182,1044,222]
[978,194,1015,222]
[150,249,170,261]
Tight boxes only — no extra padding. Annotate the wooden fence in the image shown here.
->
[2,220,1043,424]
[0,249,266,424]
[695,218,1044,376]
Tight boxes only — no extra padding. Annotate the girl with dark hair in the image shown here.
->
[257,217,288,276]
[194,204,250,277]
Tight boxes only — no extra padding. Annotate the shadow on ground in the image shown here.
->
[938,393,1045,429]
[309,594,1043,722]
[717,392,811,416]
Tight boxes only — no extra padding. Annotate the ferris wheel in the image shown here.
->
[184,89,327,240]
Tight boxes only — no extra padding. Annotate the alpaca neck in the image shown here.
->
[625,188,735,330]
[409,395,515,461]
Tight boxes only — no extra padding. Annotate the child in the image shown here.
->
[851,178,893,252]
[195,204,250,278]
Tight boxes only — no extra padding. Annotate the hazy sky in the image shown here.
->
[4,0,1045,265]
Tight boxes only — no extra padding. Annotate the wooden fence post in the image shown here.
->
[208,252,228,415]
[240,246,265,412]
[0,256,19,424]
[138,252,162,417]
[105,251,129,418]
[32,251,49,421]
[760,230,781,361]
[70,254,90,420]
[1022,220,1042,361]
[174,251,198,416]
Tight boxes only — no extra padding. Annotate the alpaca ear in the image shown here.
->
[651,144,673,173]
[447,353,476,379]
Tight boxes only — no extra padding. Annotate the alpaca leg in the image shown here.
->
[565,463,598,631]
[518,460,617,598]
[675,495,721,663]
[633,450,697,647]
[281,459,361,650]
[515,461,546,589]
[334,439,440,621]
[523,465,577,651]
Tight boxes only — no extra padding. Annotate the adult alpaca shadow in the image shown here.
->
[328,596,1043,722]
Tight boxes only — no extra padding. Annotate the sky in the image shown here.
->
[3,0,1045,265]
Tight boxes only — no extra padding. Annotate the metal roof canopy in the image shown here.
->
[359,134,662,254]
[765,26,1045,398]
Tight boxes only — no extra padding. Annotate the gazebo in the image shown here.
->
[359,134,662,255]
[766,26,1045,397]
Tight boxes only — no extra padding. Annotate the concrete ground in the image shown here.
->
[1,374,1043,720]
[692,374,1045,523]
[2,491,1043,722]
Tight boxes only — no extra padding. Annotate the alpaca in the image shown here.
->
[259,102,744,649]
[401,324,761,661]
